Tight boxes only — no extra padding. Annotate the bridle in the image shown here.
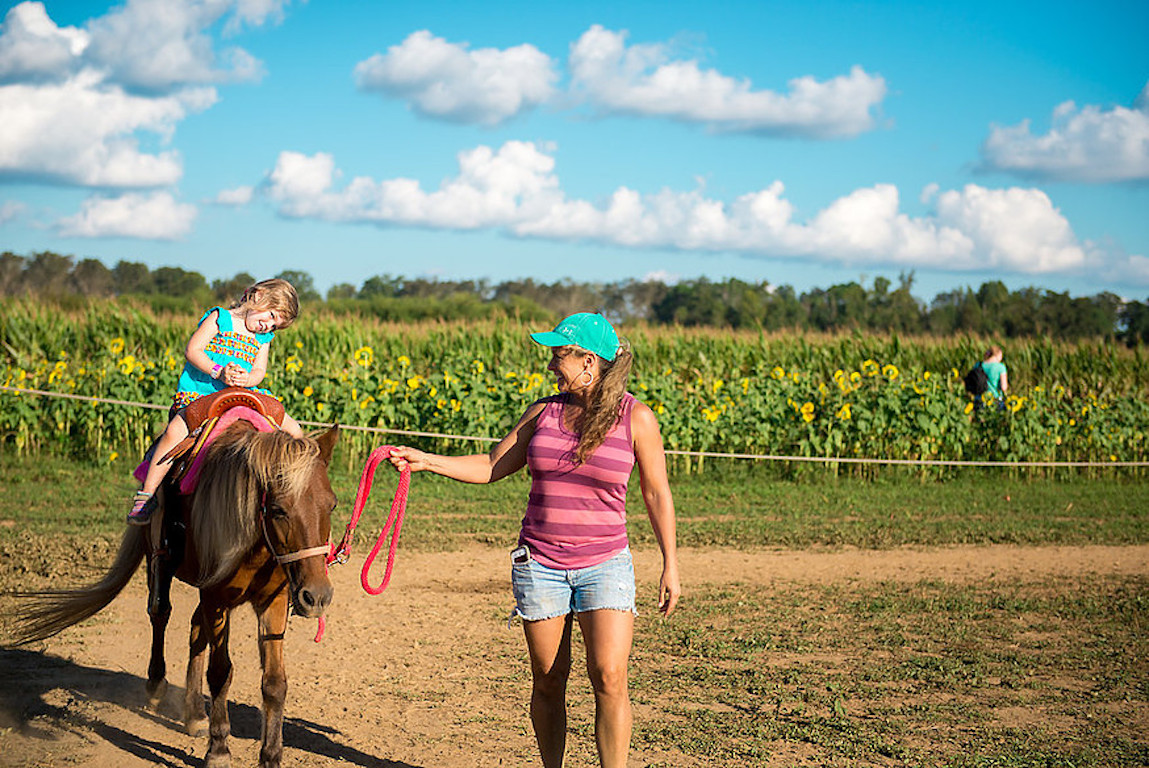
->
[254,446,411,643]
[258,492,331,575]
[257,491,333,641]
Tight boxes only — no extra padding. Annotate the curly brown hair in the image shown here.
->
[231,278,300,329]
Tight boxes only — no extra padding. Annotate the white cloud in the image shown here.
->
[1115,254,1149,285]
[57,191,197,239]
[0,199,27,224]
[355,30,557,126]
[263,140,1119,280]
[643,269,679,285]
[0,1,273,188]
[83,0,276,92]
[353,25,886,137]
[267,141,561,226]
[0,2,89,83]
[213,184,254,205]
[568,25,887,138]
[1092,252,1149,288]
[932,185,1086,272]
[225,0,292,34]
[0,70,214,186]
[980,81,1149,182]
[267,151,340,213]
[0,1,277,92]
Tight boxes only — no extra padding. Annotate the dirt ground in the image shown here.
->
[1,543,1146,768]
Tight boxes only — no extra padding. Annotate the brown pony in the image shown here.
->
[11,422,339,768]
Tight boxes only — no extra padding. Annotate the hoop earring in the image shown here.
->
[577,370,594,388]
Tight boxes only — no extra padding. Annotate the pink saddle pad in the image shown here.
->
[132,406,276,494]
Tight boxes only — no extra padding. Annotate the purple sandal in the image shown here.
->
[126,491,158,526]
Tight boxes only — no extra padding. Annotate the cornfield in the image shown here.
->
[3,299,1147,477]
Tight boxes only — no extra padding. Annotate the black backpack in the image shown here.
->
[963,362,988,396]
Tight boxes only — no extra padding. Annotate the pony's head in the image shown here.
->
[190,424,339,618]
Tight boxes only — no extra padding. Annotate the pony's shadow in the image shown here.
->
[0,647,421,768]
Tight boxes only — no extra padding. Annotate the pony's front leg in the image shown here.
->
[201,601,235,768]
[183,602,209,736]
[256,596,290,768]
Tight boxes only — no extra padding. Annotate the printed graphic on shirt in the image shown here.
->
[205,332,261,367]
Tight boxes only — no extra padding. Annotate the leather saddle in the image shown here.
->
[160,387,284,467]
[140,388,284,591]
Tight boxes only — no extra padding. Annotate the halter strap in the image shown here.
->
[273,544,331,565]
[259,493,331,567]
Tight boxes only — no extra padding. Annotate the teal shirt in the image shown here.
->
[980,361,1007,400]
[173,307,275,407]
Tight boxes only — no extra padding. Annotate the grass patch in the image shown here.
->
[1,451,1146,765]
[632,577,1149,767]
[2,452,1147,550]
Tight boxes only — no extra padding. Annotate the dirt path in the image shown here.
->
[1,543,1146,768]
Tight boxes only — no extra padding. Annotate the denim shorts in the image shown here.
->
[510,547,637,624]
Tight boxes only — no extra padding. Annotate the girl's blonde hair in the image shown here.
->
[231,278,299,329]
[564,338,633,464]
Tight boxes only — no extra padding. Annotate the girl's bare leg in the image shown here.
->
[141,415,189,494]
[281,413,303,438]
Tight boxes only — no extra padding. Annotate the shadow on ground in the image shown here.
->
[0,647,421,768]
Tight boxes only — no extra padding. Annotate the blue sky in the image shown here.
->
[1,0,1147,301]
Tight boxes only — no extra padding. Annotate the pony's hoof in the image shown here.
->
[205,754,231,768]
[145,679,168,710]
[186,716,209,737]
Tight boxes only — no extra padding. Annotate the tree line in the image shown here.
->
[3,250,1147,345]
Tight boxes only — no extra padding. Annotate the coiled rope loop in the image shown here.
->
[329,445,411,595]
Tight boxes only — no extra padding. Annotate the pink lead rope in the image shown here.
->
[314,445,411,642]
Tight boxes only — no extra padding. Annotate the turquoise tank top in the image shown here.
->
[173,307,275,408]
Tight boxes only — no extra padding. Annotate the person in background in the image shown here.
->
[127,278,305,526]
[388,312,681,768]
[981,345,1009,409]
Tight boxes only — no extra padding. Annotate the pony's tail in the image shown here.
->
[7,525,147,645]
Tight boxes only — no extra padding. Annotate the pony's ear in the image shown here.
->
[316,425,339,465]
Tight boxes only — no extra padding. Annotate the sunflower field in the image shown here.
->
[2,299,1147,477]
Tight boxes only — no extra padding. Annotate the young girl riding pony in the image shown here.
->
[127,278,305,525]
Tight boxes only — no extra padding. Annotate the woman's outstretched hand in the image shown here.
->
[387,446,430,473]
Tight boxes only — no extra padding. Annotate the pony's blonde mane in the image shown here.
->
[190,427,322,586]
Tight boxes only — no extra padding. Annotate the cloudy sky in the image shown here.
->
[1,0,1147,300]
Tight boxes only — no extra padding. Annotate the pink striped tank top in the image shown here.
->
[519,392,637,570]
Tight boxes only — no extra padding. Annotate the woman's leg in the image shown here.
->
[523,614,574,768]
[576,609,634,768]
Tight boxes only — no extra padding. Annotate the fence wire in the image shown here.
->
[4,384,1147,468]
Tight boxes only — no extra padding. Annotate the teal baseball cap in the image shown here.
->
[530,313,620,361]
